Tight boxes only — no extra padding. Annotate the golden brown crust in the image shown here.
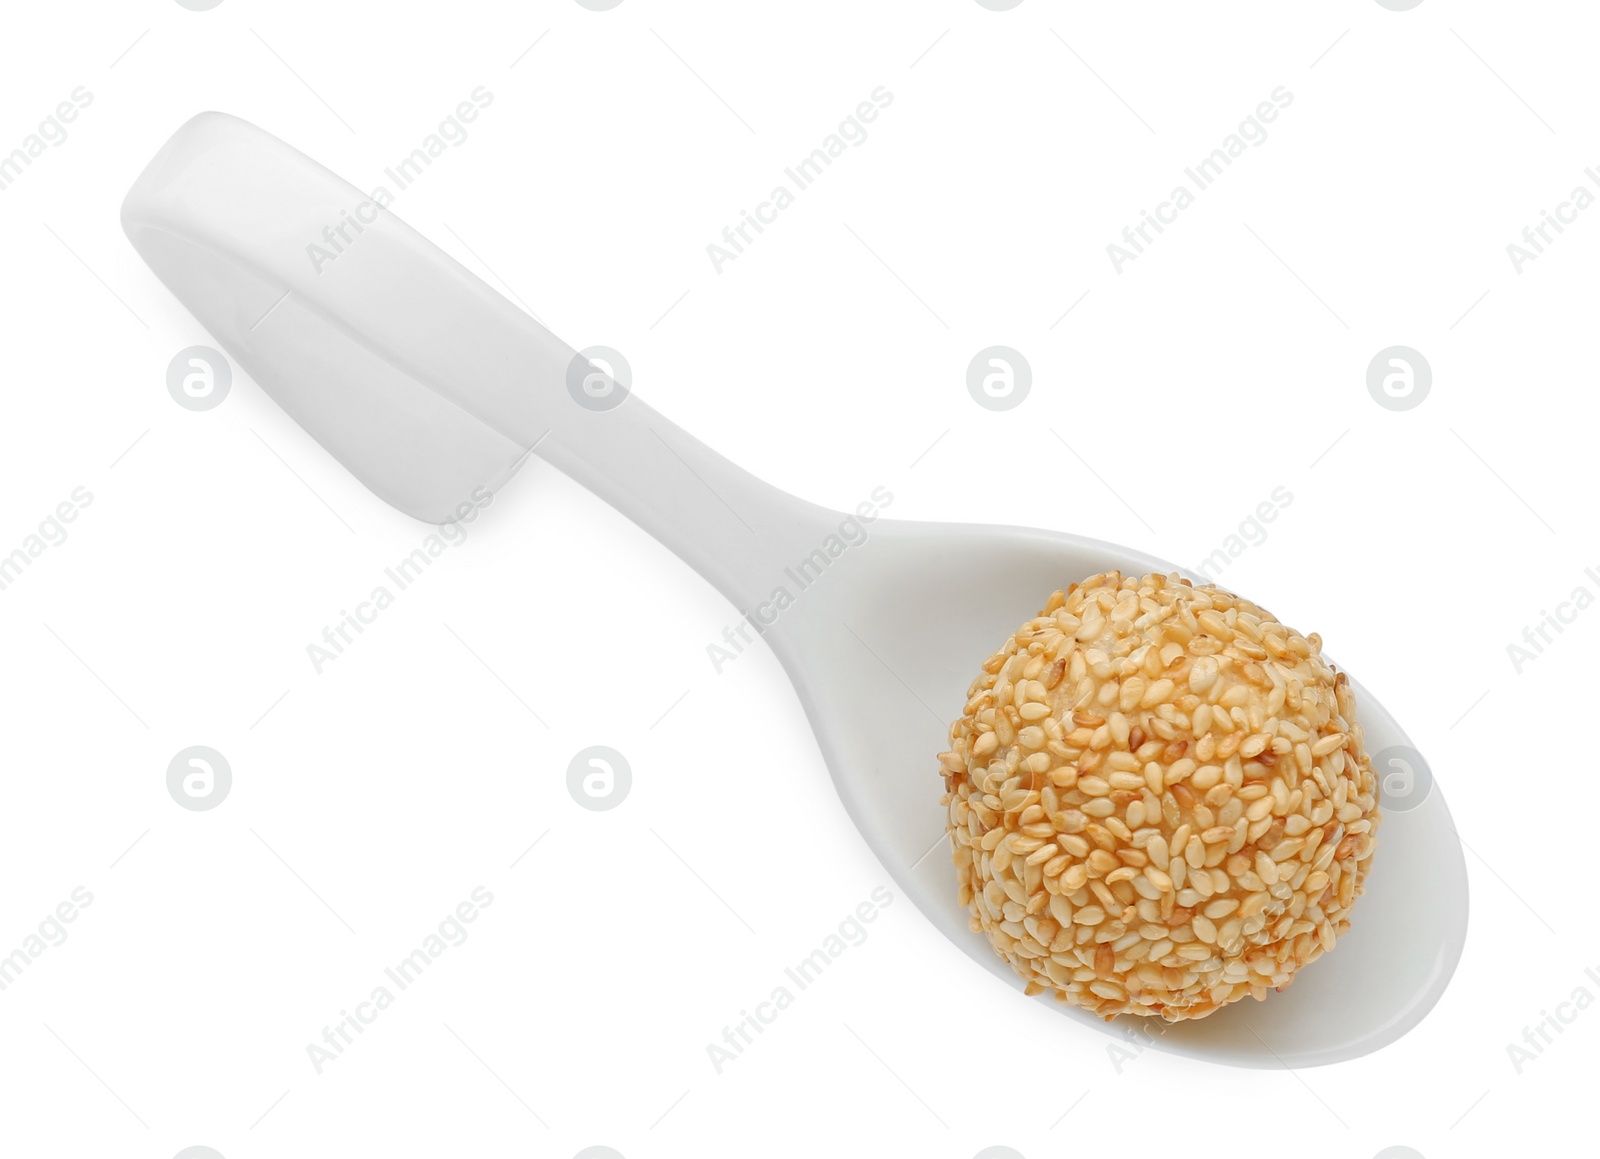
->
[938,571,1380,1021]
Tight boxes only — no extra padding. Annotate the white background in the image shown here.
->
[0,1,1594,1157]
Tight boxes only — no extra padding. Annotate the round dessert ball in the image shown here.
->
[938,571,1380,1021]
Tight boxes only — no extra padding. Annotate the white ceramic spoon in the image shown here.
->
[123,113,1468,1068]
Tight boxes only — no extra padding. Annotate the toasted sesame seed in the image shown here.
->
[1311,733,1346,757]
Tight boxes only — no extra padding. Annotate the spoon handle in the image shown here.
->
[122,112,830,609]
[533,381,834,611]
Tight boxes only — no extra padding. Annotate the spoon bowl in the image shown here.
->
[768,517,1467,1066]
[123,112,1469,1068]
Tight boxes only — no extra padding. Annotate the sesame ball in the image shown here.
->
[937,571,1380,1022]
